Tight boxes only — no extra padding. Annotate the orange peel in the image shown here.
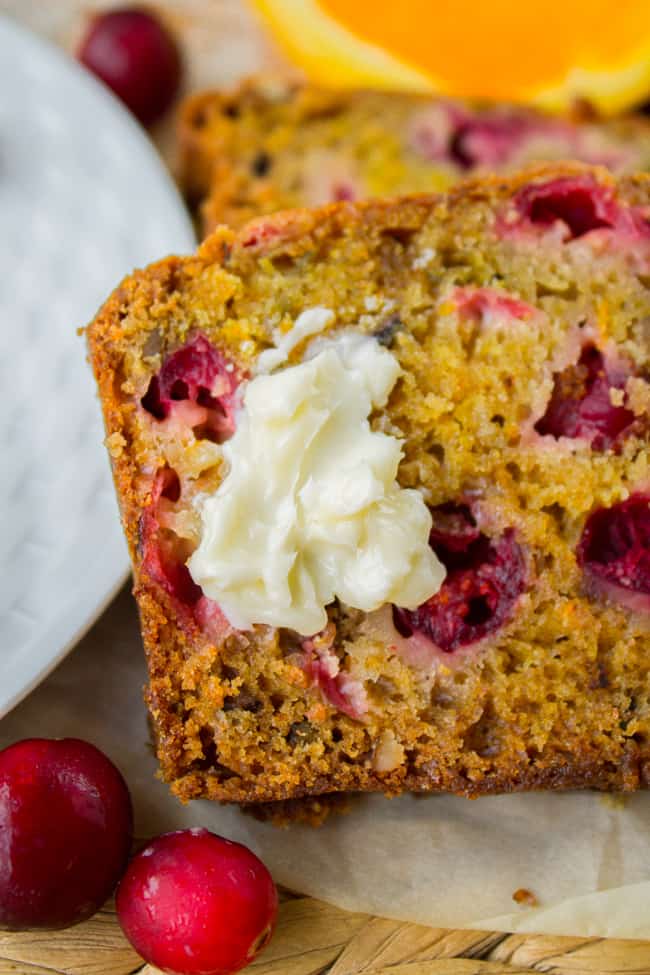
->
[250,0,650,115]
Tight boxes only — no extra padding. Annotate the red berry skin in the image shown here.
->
[116,829,278,975]
[514,176,618,239]
[78,8,182,126]
[394,505,526,652]
[578,494,650,612]
[0,738,133,930]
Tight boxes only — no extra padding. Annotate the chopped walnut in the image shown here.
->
[142,328,163,358]
[372,730,405,773]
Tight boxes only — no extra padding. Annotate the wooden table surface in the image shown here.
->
[3,889,650,975]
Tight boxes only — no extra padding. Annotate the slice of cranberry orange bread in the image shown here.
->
[178,80,650,236]
[88,163,650,806]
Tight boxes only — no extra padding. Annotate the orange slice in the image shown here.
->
[250,0,650,115]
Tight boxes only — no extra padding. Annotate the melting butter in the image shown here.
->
[188,325,445,635]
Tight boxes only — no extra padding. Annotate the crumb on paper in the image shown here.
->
[512,887,539,907]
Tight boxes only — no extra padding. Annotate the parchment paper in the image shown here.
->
[3,0,650,942]
[1,587,650,939]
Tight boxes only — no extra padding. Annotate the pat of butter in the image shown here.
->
[188,326,445,635]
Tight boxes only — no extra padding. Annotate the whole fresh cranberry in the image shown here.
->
[0,738,133,930]
[78,8,182,125]
[116,828,278,975]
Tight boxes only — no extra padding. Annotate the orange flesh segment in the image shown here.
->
[319,0,650,98]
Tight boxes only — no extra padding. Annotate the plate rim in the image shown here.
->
[0,13,196,719]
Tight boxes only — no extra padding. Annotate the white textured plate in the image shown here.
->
[0,16,196,717]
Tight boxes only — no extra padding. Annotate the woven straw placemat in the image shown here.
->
[2,888,650,975]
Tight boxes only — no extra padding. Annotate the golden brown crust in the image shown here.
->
[88,163,650,805]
